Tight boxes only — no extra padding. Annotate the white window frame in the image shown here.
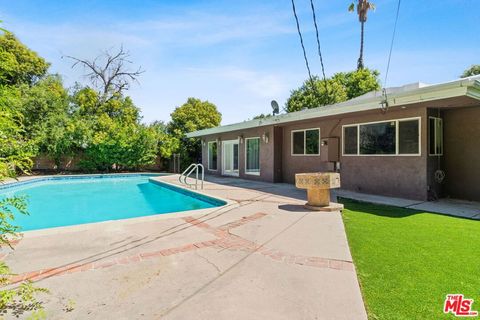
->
[291,128,321,156]
[428,116,443,156]
[341,117,421,157]
[207,141,218,171]
[245,137,261,176]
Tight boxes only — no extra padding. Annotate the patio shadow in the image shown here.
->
[338,197,476,220]
[278,204,311,212]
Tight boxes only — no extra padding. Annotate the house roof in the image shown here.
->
[187,75,480,138]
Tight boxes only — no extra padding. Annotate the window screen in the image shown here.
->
[292,131,305,155]
[246,138,260,174]
[343,126,358,155]
[292,129,320,155]
[399,120,419,154]
[208,142,217,170]
[359,121,396,155]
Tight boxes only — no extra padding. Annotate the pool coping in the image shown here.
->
[2,173,234,238]
[0,172,168,191]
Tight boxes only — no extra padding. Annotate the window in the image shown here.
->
[399,119,420,154]
[291,129,320,155]
[360,121,396,155]
[245,138,260,175]
[429,117,443,156]
[342,118,420,156]
[207,141,217,170]
[233,143,239,170]
[343,126,358,155]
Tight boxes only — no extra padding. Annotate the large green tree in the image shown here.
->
[149,121,180,159]
[168,98,221,168]
[0,33,49,86]
[65,50,157,172]
[0,33,75,169]
[80,114,158,172]
[0,27,49,318]
[0,87,35,177]
[286,69,380,112]
[461,65,480,78]
[69,88,157,172]
[0,100,48,317]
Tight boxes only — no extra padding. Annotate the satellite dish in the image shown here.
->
[271,100,279,115]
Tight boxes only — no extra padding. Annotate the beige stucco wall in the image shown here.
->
[281,107,429,200]
[201,126,275,182]
[199,100,480,201]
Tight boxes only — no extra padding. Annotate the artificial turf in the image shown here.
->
[340,198,480,319]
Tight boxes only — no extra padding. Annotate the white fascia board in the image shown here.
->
[187,76,480,138]
[466,80,480,100]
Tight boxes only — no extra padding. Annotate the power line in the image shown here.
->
[309,0,330,102]
[290,0,318,98]
[381,0,402,113]
[384,0,402,88]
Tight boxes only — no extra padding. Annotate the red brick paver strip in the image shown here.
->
[6,212,354,285]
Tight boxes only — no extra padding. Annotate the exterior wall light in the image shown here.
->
[262,132,269,143]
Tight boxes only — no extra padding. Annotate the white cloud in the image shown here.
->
[186,66,289,98]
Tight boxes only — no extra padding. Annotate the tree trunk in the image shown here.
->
[357,21,365,70]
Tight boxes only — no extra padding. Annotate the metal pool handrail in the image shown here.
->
[179,163,204,190]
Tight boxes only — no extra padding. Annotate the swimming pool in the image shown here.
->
[0,174,225,231]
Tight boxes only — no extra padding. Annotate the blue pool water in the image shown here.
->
[0,175,224,231]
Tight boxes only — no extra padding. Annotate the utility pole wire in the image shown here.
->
[384,0,402,88]
[291,0,319,101]
[309,0,330,103]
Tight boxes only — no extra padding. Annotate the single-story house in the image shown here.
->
[187,76,480,202]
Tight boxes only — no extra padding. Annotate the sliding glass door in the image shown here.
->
[222,140,239,176]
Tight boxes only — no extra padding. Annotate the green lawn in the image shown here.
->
[340,198,480,320]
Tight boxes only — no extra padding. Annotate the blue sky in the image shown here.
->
[0,0,478,124]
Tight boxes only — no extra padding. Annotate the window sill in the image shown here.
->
[342,154,421,157]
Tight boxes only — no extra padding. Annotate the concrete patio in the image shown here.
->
[1,174,367,319]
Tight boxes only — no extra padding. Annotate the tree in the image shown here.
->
[286,76,348,113]
[286,69,380,112]
[34,113,78,168]
[332,68,380,99]
[349,0,376,70]
[168,98,222,135]
[0,19,7,33]
[0,33,49,86]
[65,46,144,104]
[0,83,48,319]
[80,114,158,172]
[149,121,180,159]
[252,114,273,120]
[20,75,69,133]
[65,46,158,172]
[0,88,35,177]
[461,65,480,78]
[168,98,221,167]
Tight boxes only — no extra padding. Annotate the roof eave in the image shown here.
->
[186,77,480,138]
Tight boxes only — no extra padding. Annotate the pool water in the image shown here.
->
[0,175,224,231]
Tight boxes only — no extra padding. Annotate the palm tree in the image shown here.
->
[349,1,375,70]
